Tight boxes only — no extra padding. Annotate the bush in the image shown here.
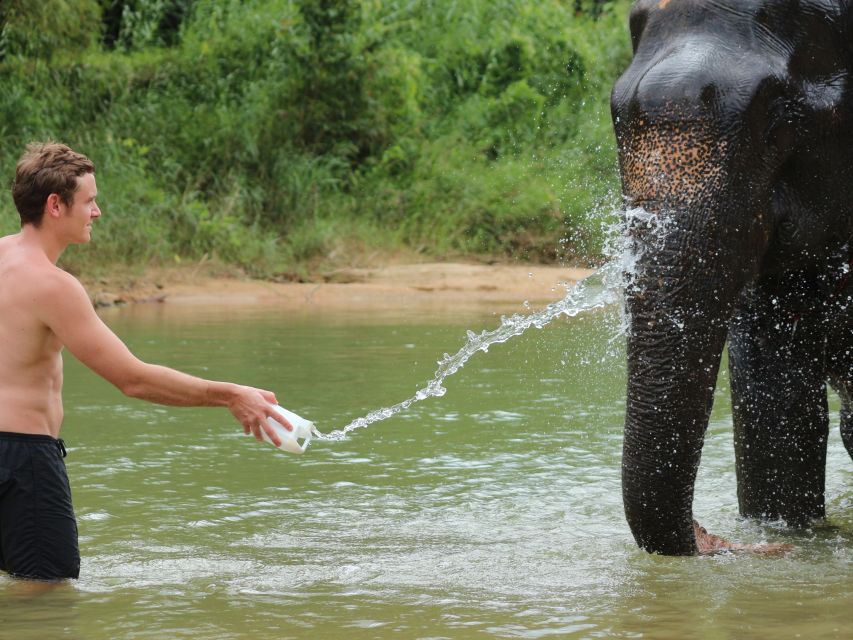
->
[0,0,101,61]
[0,0,634,274]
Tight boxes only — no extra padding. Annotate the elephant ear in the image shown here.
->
[743,2,850,156]
[628,3,651,54]
[779,1,849,78]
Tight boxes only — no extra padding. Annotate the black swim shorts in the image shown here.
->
[0,432,79,580]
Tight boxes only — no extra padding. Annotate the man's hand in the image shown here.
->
[227,386,292,447]
[693,520,794,556]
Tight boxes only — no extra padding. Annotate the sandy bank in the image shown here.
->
[83,262,596,311]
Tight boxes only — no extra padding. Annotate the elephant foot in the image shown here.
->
[693,520,794,557]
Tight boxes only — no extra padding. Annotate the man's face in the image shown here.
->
[62,173,101,243]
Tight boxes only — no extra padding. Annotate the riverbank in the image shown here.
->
[82,261,596,311]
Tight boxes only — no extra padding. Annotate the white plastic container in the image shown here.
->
[260,405,321,454]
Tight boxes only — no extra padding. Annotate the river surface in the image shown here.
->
[2,301,852,639]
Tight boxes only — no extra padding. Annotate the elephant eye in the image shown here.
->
[764,97,802,150]
[746,77,801,152]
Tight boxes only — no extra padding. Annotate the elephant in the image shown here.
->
[609,0,853,555]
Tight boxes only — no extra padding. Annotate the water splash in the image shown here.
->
[321,260,625,441]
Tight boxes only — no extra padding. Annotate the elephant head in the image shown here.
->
[610,0,853,555]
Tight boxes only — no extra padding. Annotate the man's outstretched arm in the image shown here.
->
[37,270,289,444]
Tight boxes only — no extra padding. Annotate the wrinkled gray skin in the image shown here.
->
[610,0,853,555]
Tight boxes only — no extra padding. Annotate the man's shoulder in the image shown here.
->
[23,268,94,332]
[0,232,89,308]
[39,266,87,297]
[14,261,88,305]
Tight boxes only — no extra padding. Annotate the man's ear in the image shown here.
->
[45,193,63,219]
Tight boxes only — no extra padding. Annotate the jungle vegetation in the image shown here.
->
[0,0,633,277]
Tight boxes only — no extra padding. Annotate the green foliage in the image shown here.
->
[0,0,102,61]
[0,0,634,275]
[100,0,192,50]
[291,0,368,156]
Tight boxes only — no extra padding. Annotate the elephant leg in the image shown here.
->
[840,400,853,459]
[826,291,853,460]
[728,284,829,525]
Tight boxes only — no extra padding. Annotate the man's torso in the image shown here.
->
[0,235,64,436]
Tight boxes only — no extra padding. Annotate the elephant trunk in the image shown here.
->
[622,222,734,554]
[615,120,766,554]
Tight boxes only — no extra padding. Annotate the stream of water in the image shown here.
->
[323,205,665,440]
[325,260,624,439]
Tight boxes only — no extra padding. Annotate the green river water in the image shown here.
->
[1,299,852,639]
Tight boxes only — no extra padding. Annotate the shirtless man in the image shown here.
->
[0,142,290,581]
